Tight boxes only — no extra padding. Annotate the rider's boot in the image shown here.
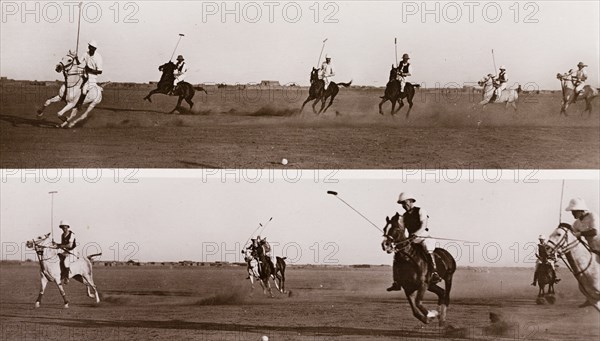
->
[426,252,442,283]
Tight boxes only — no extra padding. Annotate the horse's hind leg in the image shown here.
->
[68,103,97,128]
[405,96,414,119]
[144,89,160,102]
[323,94,337,113]
[185,97,194,110]
[56,282,70,308]
[300,96,313,113]
[170,97,184,114]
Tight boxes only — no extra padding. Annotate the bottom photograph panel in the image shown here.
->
[1,171,599,341]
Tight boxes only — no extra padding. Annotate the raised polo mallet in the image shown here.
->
[491,49,497,76]
[316,38,328,68]
[394,38,398,67]
[48,191,58,242]
[75,2,82,56]
[244,217,273,247]
[326,191,382,233]
[170,33,185,61]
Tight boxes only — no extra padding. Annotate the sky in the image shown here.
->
[1,170,598,267]
[1,1,598,89]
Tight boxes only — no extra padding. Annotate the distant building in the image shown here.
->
[260,80,280,87]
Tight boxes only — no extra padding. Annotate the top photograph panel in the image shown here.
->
[1,1,598,169]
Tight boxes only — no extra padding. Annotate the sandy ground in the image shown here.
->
[1,85,598,168]
[1,263,599,340]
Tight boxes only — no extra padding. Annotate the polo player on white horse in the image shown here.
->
[37,40,104,128]
[491,65,508,102]
[568,62,589,98]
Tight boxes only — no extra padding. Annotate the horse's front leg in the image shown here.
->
[37,95,62,117]
[57,102,77,125]
[300,95,314,113]
[415,284,437,323]
[405,290,428,324]
[35,274,49,308]
[169,97,184,114]
[318,97,327,114]
[378,97,389,115]
[144,89,161,102]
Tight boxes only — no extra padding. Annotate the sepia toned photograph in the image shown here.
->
[0,1,598,168]
[1,170,599,340]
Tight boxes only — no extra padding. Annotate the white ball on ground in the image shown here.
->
[281,158,288,165]
[261,336,269,341]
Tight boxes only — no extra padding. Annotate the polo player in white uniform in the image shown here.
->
[173,55,188,91]
[319,54,335,90]
[568,62,588,95]
[75,40,103,108]
[566,198,600,255]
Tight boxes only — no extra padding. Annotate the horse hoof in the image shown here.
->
[427,310,439,319]
[64,303,69,309]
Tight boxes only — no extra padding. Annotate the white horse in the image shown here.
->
[242,249,286,296]
[476,74,521,112]
[546,223,600,312]
[25,232,101,308]
[36,53,103,128]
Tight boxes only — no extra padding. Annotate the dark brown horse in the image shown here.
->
[534,262,557,304]
[143,61,207,114]
[556,73,599,117]
[249,239,287,296]
[382,212,456,326]
[378,65,420,118]
[300,68,352,114]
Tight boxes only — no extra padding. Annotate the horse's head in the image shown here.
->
[25,232,52,250]
[478,74,493,87]
[381,212,405,253]
[159,61,176,73]
[310,67,319,83]
[56,52,77,73]
[389,65,398,82]
[545,223,573,256]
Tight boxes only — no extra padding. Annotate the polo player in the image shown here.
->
[257,236,276,274]
[566,198,600,256]
[319,54,335,90]
[387,192,440,292]
[568,62,588,97]
[397,53,411,93]
[75,40,103,109]
[531,234,560,286]
[172,55,188,94]
[491,65,508,102]
[53,220,77,284]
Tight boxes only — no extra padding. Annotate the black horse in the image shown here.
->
[382,212,456,326]
[534,262,557,304]
[378,65,420,118]
[300,68,352,114]
[143,61,207,114]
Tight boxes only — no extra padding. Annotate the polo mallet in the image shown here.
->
[257,217,274,237]
[394,38,398,67]
[558,180,565,224]
[316,38,328,68]
[244,217,273,247]
[491,49,497,76]
[326,191,383,233]
[75,2,82,56]
[48,191,58,243]
[170,33,185,61]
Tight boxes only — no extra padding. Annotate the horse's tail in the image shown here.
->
[516,85,522,94]
[413,84,421,89]
[194,86,208,94]
[338,80,352,88]
[87,253,102,260]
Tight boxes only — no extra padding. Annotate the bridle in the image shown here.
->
[27,236,57,262]
[58,58,83,90]
[546,225,593,278]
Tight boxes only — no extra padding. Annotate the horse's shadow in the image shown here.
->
[0,115,57,128]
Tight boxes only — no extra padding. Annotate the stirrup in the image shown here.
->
[430,272,441,283]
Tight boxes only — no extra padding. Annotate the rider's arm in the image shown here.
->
[402,65,411,77]
[412,208,429,236]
